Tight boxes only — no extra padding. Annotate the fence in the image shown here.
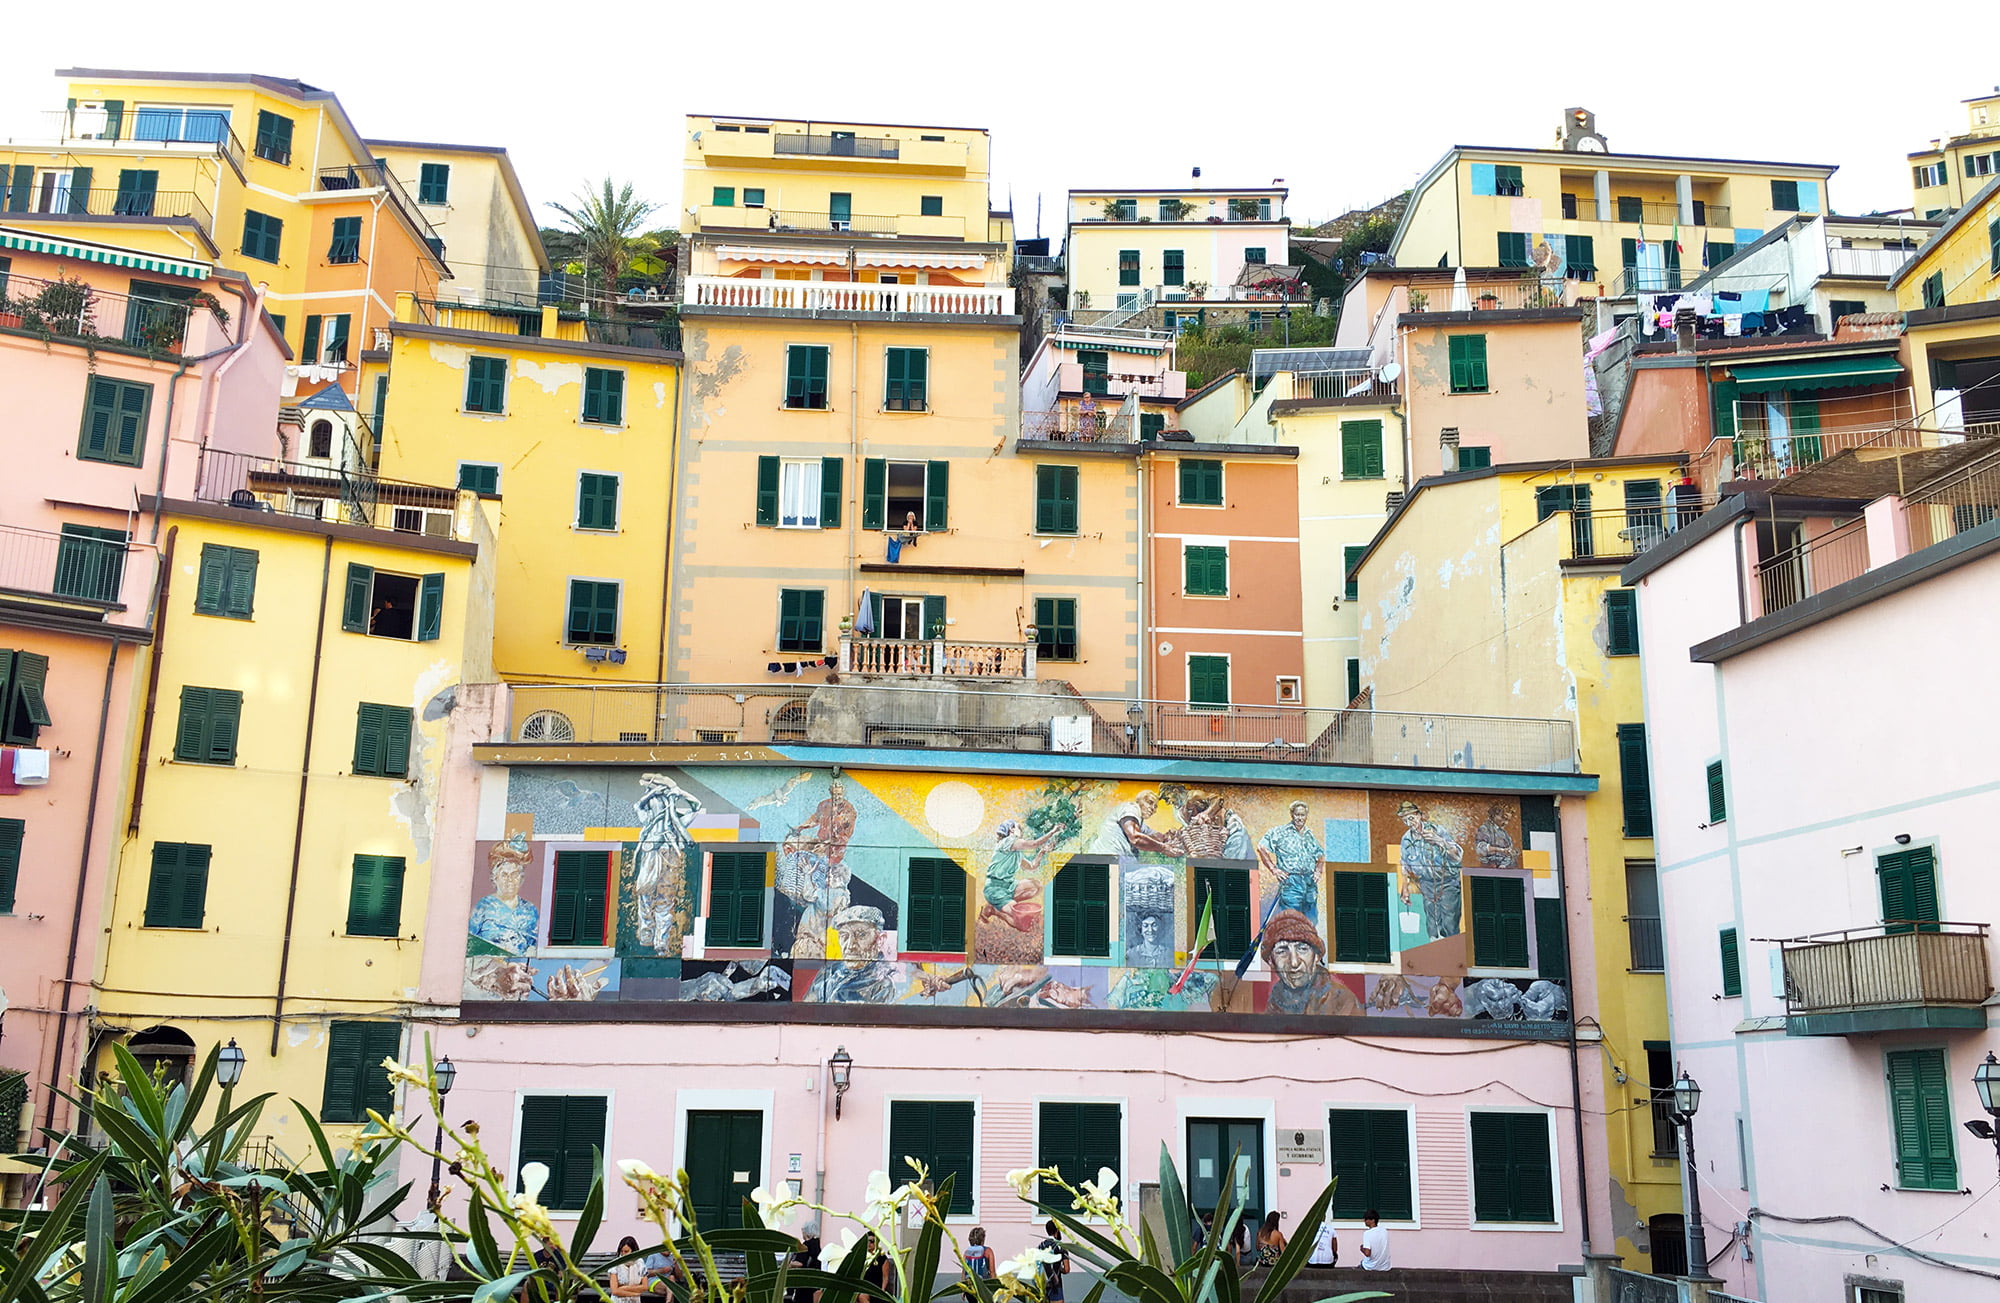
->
[684,276,1014,316]
[1020,410,1139,443]
[24,107,245,172]
[0,185,212,231]
[317,162,436,246]
[1288,369,1399,403]
[1781,923,1992,1016]
[1627,915,1665,971]
[193,447,462,537]
[1753,517,1870,615]
[0,522,159,626]
[0,273,205,353]
[1607,1267,1678,1303]
[775,133,900,159]
[1903,446,2000,551]
[1403,280,1576,313]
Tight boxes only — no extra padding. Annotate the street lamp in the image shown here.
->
[1125,701,1146,755]
[427,1056,457,1212]
[1278,304,1292,347]
[211,1039,246,1167]
[1670,1066,1712,1280]
[1964,1051,2000,1178]
[829,1046,853,1120]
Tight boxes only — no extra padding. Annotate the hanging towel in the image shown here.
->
[12,749,50,784]
[853,590,877,636]
[886,537,902,562]
[1722,315,1743,337]
[767,662,783,674]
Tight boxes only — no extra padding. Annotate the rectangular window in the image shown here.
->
[1470,875,1529,968]
[776,458,825,529]
[1719,927,1742,997]
[1140,412,1165,441]
[1561,192,1579,220]
[1887,1048,1958,1191]
[1179,459,1223,505]
[1828,298,1870,326]
[920,195,943,217]
[319,1021,401,1123]
[1913,162,1945,188]
[1077,349,1109,396]
[1565,235,1596,276]
[1877,847,1940,935]
[241,209,282,263]
[352,702,413,778]
[345,854,407,937]
[777,588,824,652]
[1332,872,1391,963]
[465,356,507,413]
[1192,864,1252,958]
[1035,465,1079,535]
[1616,196,1643,223]
[1456,445,1493,470]
[1163,249,1185,286]
[1448,335,1489,393]
[742,188,765,207]
[1970,153,1998,180]
[1536,896,1568,981]
[1469,1111,1555,1223]
[1328,1108,1413,1220]
[1705,760,1727,824]
[1183,545,1227,597]
[301,312,351,363]
[0,650,52,747]
[1050,859,1111,957]
[905,856,968,954]
[341,566,443,642]
[1034,597,1078,661]
[888,1100,975,1214]
[1705,241,1735,267]
[576,473,620,531]
[1626,861,1664,972]
[1345,657,1362,704]
[79,376,152,465]
[1248,311,1263,334]
[1616,723,1654,838]
[1037,1102,1120,1196]
[1188,654,1230,711]
[143,841,211,929]
[1605,589,1639,656]
[1344,545,1366,602]
[706,849,766,947]
[458,462,500,495]
[548,850,611,946]
[1498,231,1531,266]
[173,686,242,765]
[1493,165,1524,197]
[565,579,620,646]
[418,162,449,204]
[1341,420,1384,479]
[885,348,928,411]
[1921,271,1945,309]
[582,368,625,424]
[253,111,293,164]
[712,186,735,207]
[55,525,127,604]
[785,345,830,410]
[327,215,361,264]
[1119,249,1140,286]
[0,817,21,914]
[516,1095,608,1211]
[1243,246,1267,265]
[1770,179,1801,211]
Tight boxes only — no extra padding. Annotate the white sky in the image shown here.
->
[8,1,1997,247]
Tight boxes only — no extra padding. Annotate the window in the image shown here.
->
[1991,215,2000,275]
[1968,153,1997,180]
[1036,465,1079,535]
[1456,445,1492,470]
[777,589,825,652]
[1616,723,1653,837]
[130,106,230,145]
[342,565,444,642]
[549,850,611,946]
[1119,249,1140,286]
[1536,896,1568,981]
[1184,545,1227,597]
[1448,335,1489,393]
[1327,1109,1413,1219]
[1243,246,1267,264]
[1345,657,1362,704]
[327,215,361,264]
[1050,859,1110,957]
[1498,232,1531,266]
[1493,164,1524,197]
[1111,198,1137,221]
[1343,545,1366,602]
[253,111,293,164]
[241,209,282,263]
[1887,1048,1958,1191]
[583,368,625,424]
[712,186,735,207]
[1140,413,1165,441]
[1877,847,1939,935]
[302,313,351,364]
[56,525,128,603]
[458,462,500,495]
[920,195,943,217]
[79,377,151,465]
[1705,760,1727,824]
[1247,311,1263,334]
[143,841,211,929]
[1828,298,1869,327]
[1192,864,1252,958]
[0,651,51,747]
[1163,249,1185,286]
[743,188,765,207]
[1921,271,1946,309]
[345,854,407,937]
[760,456,839,529]
[465,355,507,413]
[1718,927,1741,997]
[1616,196,1643,223]
[418,162,449,204]
[861,458,947,532]
[785,345,830,410]
[173,686,242,765]
[1332,872,1391,963]
[1037,1101,1120,1194]
[565,579,620,646]
[1468,1111,1555,1223]
[1770,179,1801,211]
[1704,241,1735,268]
[1470,875,1529,968]
[1625,861,1664,972]
[1179,459,1223,505]
[319,1021,401,1123]
[1565,235,1596,276]
[888,1101,975,1213]
[905,856,968,953]
[885,348,928,411]
[829,193,853,227]
[1077,349,1109,396]
[1341,420,1384,479]
[1034,597,1077,661]
[706,849,766,947]
[1605,589,1639,656]
[1911,162,1944,188]
[517,1095,608,1211]
[576,473,620,531]
[0,817,21,914]
[352,702,413,778]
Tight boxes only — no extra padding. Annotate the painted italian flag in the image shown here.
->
[1169,895,1214,995]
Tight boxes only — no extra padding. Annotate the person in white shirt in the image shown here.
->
[1358,1210,1391,1271]
[1307,1213,1338,1267]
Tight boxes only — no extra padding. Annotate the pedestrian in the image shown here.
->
[1189,1209,1206,1250]
[786,1224,820,1303]
[1039,1219,1071,1302]
[1255,1212,1285,1267]
[1227,1217,1250,1268]
[862,1235,891,1293]
[1358,1210,1392,1271]
[1307,1211,1338,1268]
[962,1226,994,1280]
[607,1236,651,1297]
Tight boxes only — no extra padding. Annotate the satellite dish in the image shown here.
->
[1378,362,1402,383]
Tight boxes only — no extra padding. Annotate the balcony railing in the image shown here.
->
[1054,361,1184,400]
[684,275,1014,316]
[765,207,898,235]
[1548,501,1709,564]
[193,447,466,540]
[1753,516,1870,616]
[1903,445,2000,552]
[1287,369,1399,403]
[775,133,899,159]
[1020,409,1140,444]
[1559,198,1731,227]
[1402,280,1578,314]
[1647,1090,1680,1157]
[839,636,1036,679]
[1781,923,1992,1034]
[317,162,436,245]
[1825,245,1913,278]
[20,108,245,173]
[1016,255,1063,275]
[0,522,159,627]
[1627,915,1665,971]
[498,683,1581,773]
[0,185,213,233]
[0,273,208,354]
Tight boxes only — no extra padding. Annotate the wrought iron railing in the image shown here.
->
[1903,446,2000,552]
[316,162,436,245]
[24,107,244,172]
[0,522,158,626]
[1548,502,1709,564]
[1627,916,1665,972]
[1288,369,1399,403]
[766,208,897,235]
[1753,517,1870,616]
[0,185,212,231]
[193,448,462,537]
[775,133,900,159]
[0,273,205,353]
[1780,923,1992,1016]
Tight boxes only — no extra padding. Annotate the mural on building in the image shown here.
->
[466,765,1568,1029]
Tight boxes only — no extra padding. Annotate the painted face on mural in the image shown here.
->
[1138,915,1159,945]
[1289,801,1309,832]
[490,859,524,903]
[837,918,881,965]
[1136,791,1160,818]
[1271,939,1321,988]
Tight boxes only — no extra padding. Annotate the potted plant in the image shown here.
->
[1406,288,1430,312]
[1073,289,1091,310]
[1184,280,1208,300]
[1162,198,1196,221]
[1100,199,1128,221]
[1477,290,1501,309]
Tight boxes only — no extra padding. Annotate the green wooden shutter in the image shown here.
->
[1498,232,1529,266]
[174,686,241,765]
[144,842,210,930]
[1185,545,1227,596]
[1448,335,1489,392]
[1051,861,1108,957]
[906,857,967,953]
[786,346,828,408]
[886,348,928,410]
[1878,849,1940,935]
[929,1101,976,1215]
[1605,589,1639,655]
[925,460,949,531]
[517,1096,568,1197]
[302,314,323,364]
[1535,896,1568,981]
[1718,927,1741,997]
[383,706,413,777]
[418,573,444,642]
[706,851,766,947]
[224,547,258,617]
[1034,596,1078,660]
[906,857,939,951]
[1508,1113,1555,1221]
[1706,761,1727,823]
[556,1096,608,1210]
[6,165,32,213]
[755,455,781,525]
[1888,1049,1958,1191]
[1566,234,1596,273]
[346,855,406,937]
[320,1022,367,1122]
[342,564,373,632]
[578,473,619,530]
[820,457,843,528]
[1471,1112,1552,1222]
[65,166,92,213]
[1332,872,1390,963]
[1346,656,1362,703]
[549,851,611,946]
[1328,1109,1412,1220]
[861,458,887,529]
[0,817,23,914]
[1344,545,1366,601]
[583,368,624,424]
[1179,459,1222,504]
[1038,1102,1120,1189]
[102,101,124,141]
[1341,420,1384,479]
[1188,654,1230,708]
[419,162,449,204]
[353,703,383,774]
[1194,866,1251,957]
[1470,874,1528,968]
[1616,723,1653,837]
[1036,465,1078,534]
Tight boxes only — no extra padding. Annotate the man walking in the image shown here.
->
[1358,1210,1391,1271]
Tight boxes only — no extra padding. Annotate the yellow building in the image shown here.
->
[1390,108,1836,295]
[374,294,682,684]
[368,138,550,305]
[1908,89,2000,217]
[1891,175,2000,435]
[1063,186,1292,321]
[1350,454,1688,1272]
[93,482,495,1146]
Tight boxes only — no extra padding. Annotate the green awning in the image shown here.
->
[1728,354,1902,392]
[0,229,209,280]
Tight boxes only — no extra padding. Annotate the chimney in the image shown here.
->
[1674,308,1699,355]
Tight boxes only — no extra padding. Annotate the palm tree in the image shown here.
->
[546,178,658,298]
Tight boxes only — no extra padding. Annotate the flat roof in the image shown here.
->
[1445,143,1838,173]
[688,113,988,134]
[1069,186,1287,196]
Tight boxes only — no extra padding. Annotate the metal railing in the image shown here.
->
[775,133,899,159]
[499,683,1581,773]
[1627,916,1665,972]
[316,162,436,245]
[1826,245,1912,278]
[586,318,683,352]
[839,636,1036,679]
[0,522,158,626]
[0,273,205,353]
[684,275,1014,316]
[1608,1267,1680,1302]
[193,447,463,538]
[1561,198,1730,227]
[1903,446,2000,552]
[1020,409,1140,443]
[1781,923,1993,1016]
[1015,255,1063,275]
[1753,516,1870,616]
[1287,369,1399,403]
[1648,1091,1680,1158]
[1549,503,1708,564]
[765,208,898,235]
[21,108,245,172]
[1402,280,1576,314]
[0,185,212,231]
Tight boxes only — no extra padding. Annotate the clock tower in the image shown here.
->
[1558,107,1609,153]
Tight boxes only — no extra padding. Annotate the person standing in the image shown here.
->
[1358,1210,1392,1271]
[962,1226,994,1280]
[1039,1220,1071,1302]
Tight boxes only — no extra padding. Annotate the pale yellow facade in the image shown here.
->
[1908,91,2000,217]
[1065,187,1290,310]
[1889,176,2000,312]
[369,140,550,304]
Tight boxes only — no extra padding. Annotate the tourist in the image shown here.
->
[1039,1220,1070,1302]
[962,1226,994,1279]
[1256,1211,1285,1266]
[1308,1212,1338,1267]
[1359,1210,1392,1271]
[606,1236,650,1297]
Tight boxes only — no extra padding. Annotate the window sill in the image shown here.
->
[1176,502,1226,510]
[1468,1220,1561,1232]
[193,610,254,621]
[781,405,832,413]
[141,924,208,931]
[540,945,614,960]
[573,526,621,535]
[776,523,827,531]
[1446,389,1492,397]
[169,758,237,768]
[1033,531,1080,539]
[1341,476,1387,482]
[562,642,622,651]
[343,931,411,941]
[579,421,626,431]
[881,407,930,415]
[460,409,507,418]
[1183,592,1230,600]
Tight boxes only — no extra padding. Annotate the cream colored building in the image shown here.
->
[368,139,550,304]
[1065,187,1290,317]
[1908,89,2000,218]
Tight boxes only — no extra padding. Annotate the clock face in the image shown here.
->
[1575,137,1607,153]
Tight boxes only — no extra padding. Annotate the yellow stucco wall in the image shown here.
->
[1066,221,1290,308]
[1909,94,2000,215]
[370,144,547,303]
[1892,182,2000,310]
[1402,318,1592,478]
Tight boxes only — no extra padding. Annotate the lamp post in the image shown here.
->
[829,1046,853,1120]
[209,1038,246,1168]
[1670,1066,1712,1279]
[426,1055,457,1212]
[1964,1051,2000,1179]
[1279,304,1292,347]
[1125,701,1146,755]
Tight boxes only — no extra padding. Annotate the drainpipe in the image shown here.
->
[269,536,335,1055]
[813,1055,830,1206]
[125,527,177,834]
[847,305,861,630]
[1137,448,1152,703]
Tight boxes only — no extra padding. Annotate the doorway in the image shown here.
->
[1186,1118,1264,1229]
[686,1110,763,1229]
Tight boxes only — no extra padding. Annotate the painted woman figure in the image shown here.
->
[468,832,539,954]
[981,819,1059,931]
[634,773,704,953]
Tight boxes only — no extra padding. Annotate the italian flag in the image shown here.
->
[1169,896,1214,995]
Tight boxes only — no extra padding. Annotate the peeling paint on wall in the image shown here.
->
[426,340,471,369]
[390,662,460,865]
[515,358,584,394]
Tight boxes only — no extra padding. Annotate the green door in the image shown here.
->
[1186,1118,1263,1229]
[687,1110,763,1229]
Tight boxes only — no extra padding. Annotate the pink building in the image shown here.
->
[0,231,287,1143]
[1624,448,2000,1301]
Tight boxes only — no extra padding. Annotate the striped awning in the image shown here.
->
[0,227,210,280]
[714,245,848,266]
[1728,354,1902,392]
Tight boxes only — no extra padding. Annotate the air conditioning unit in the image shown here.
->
[518,710,575,742]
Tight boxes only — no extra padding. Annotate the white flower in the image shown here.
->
[618,1158,660,1182]
[996,1247,1061,1282]
[1005,1167,1046,1199]
[1089,1167,1117,1197]
[380,1057,430,1089]
[751,1184,803,1224]
[518,1162,550,1204]
[861,1169,915,1228]
[820,1227,864,1270]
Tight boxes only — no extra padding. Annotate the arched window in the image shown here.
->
[126,1025,197,1090]
[309,419,335,459]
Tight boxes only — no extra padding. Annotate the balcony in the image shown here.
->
[0,522,159,629]
[699,130,969,173]
[1626,915,1665,972]
[1752,516,1870,616]
[316,163,435,246]
[683,275,1014,317]
[1,273,218,355]
[1781,924,1992,1035]
[1401,280,1581,315]
[13,107,245,174]
[0,185,212,236]
[1548,501,1712,566]
[1020,409,1143,445]
[1282,368,1399,405]
[1054,361,1184,401]
[193,448,470,541]
[839,635,1036,679]
[693,205,968,239]
[775,133,900,159]
[1826,245,1912,279]
[1558,197,1731,227]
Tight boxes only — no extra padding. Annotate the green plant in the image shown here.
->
[1100,200,1128,221]
[189,289,231,328]
[10,275,97,340]
[547,179,660,296]
[1405,288,1429,312]
[1161,200,1196,222]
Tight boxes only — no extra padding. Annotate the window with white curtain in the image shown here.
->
[779,459,822,528]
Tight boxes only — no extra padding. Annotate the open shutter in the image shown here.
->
[353,703,384,774]
[1719,928,1742,996]
[342,564,373,632]
[925,460,949,532]
[66,166,93,213]
[382,706,413,778]
[175,686,211,762]
[820,457,843,528]
[176,844,210,929]
[1616,723,1653,837]
[755,456,780,526]
[1706,761,1727,823]
[0,818,23,914]
[1606,589,1639,655]
[861,458,887,529]
[416,573,444,642]
[921,595,946,640]
[302,315,323,365]
[1535,896,1568,981]
[7,166,32,213]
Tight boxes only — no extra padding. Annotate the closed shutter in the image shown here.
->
[144,842,211,929]
[1534,896,1568,981]
[0,817,23,914]
[1344,545,1366,601]
[1328,1108,1412,1220]
[1877,849,1940,935]
[224,547,258,617]
[820,457,843,528]
[1470,1112,1553,1222]
[353,703,413,777]
[583,368,625,424]
[861,458,887,529]
[888,1100,975,1214]
[1567,235,1596,274]
[550,850,610,946]
[706,851,766,947]
[3,651,50,746]
[1188,655,1230,709]
[1448,335,1489,392]
[517,1095,607,1211]
[578,473,620,530]
[1605,589,1639,656]
[1470,874,1529,968]
[905,857,967,954]
[174,685,241,764]
[1037,1101,1120,1192]
[1498,232,1529,266]
[925,460,949,531]
[1718,928,1741,997]
[1332,871,1390,963]
[1616,723,1653,837]
[1888,1049,1958,1191]
[786,346,828,409]
[1340,421,1383,479]
[255,111,294,163]
[1051,860,1109,957]
[777,589,824,652]
[1179,459,1222,504]
[1194,865,1251,957]
[419,162,449,204]
[886,349,928,410]
[466,357,506,413]
[1184,545,1227,596]
[1034,597,1078,661]
[80,378,150,465]
[1036,465,1078,534]
[567,581,619,645]
[346,854,407,937]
